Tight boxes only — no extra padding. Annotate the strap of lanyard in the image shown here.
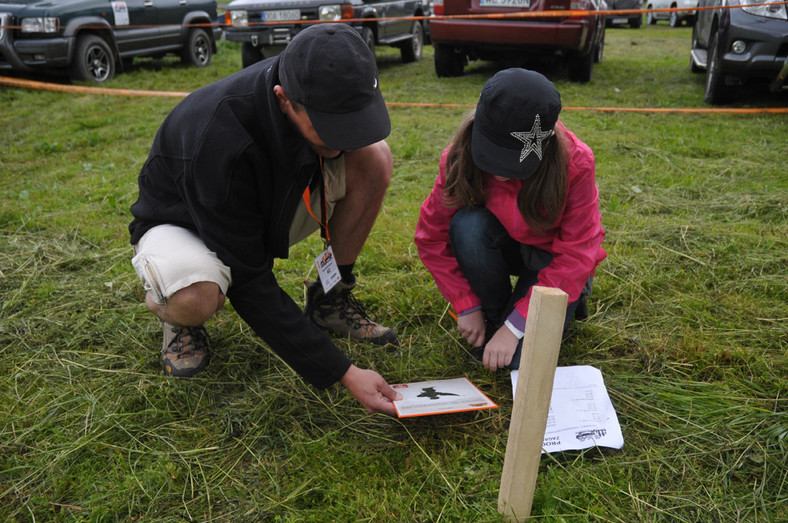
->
[301,157,330,242]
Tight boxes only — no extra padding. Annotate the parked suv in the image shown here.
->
[429,0,606,82]
[606,0,643,28]
[224,0,430,68]
[0,0,219,84]
[690,0,788,103]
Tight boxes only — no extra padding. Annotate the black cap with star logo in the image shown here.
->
[471,68,562,179]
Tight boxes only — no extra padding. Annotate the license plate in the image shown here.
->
[262,9,300,22]
[612,17,628,24]
[479,0,530,7]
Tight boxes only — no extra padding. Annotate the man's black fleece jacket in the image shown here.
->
[129,56,352,389]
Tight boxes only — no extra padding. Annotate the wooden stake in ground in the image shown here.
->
[498,286,568,521]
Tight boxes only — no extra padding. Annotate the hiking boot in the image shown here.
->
[161,322,211,377]
[305,280,399,346]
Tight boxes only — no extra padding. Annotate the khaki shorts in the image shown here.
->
[132,156,346,305]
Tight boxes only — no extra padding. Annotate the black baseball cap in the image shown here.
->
[278,23,391,151]
[471,68,562,180]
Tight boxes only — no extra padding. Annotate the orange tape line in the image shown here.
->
[2,76,786,113]
[0,75,189,97]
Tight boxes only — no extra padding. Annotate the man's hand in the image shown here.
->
[457,309,486,347]
[340,364,401,416]
[483,325,519,371]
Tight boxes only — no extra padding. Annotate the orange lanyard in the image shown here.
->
[301,157,330,242]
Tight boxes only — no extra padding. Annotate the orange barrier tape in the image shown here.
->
[1,1,787,30]
[0,75,189,97]
[2,75,786,113]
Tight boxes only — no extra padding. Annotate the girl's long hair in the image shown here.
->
[443,112,568,234]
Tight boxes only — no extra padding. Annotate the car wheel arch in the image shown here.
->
[357,6,379,31]
[62,17,113,39]
[182,12,218,52]
[63,21,119,69]
[63,19,120,52]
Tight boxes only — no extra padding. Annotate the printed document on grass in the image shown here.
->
[392,377,497,418]
[511,365,624,453]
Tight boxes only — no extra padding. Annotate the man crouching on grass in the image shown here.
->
[128,24,400,415]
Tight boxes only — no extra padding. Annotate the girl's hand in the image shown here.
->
[483,326,519,371]
[457,310,486,347]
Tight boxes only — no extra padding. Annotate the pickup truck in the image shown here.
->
[0,0,219,83]
[223,0,430,68]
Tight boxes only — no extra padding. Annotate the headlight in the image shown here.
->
[21,17,59,33]
[740,0,787,20]
[319,5,342,20]
[229,10,249,26]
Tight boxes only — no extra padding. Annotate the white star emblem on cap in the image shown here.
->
[510,114,552,163]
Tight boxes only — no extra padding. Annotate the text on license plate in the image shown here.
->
[479,0,530,7]
[262,9,300,21]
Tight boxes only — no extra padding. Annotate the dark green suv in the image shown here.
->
[0,0,220,83]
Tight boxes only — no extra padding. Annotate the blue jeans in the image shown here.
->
[449,207,590,368]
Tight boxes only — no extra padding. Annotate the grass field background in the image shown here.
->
[1,23,786,521]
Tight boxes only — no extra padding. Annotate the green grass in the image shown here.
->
[1,25,787,521]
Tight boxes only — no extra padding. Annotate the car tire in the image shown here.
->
[434,44,464,77]
[704,30,736,104]
[647,6,656,25]
[400,21,424,63]
[361,27,375,58]
[689,22,703,73]
[182,28,212,67]
[242,42,264,68]
[568,50,594,82]
[69,34,115,84]
[669,7,680,28]
[594,30,604,63]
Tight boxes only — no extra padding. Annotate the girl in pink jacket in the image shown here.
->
[415,68,607,371]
